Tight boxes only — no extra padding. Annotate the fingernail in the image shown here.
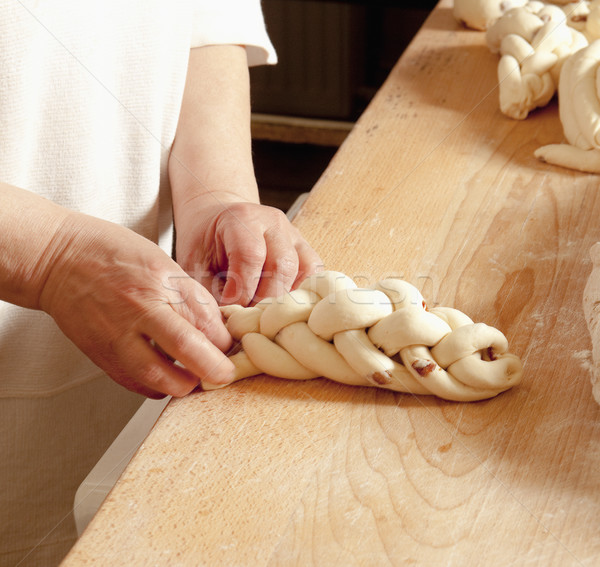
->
[211,360,236,384]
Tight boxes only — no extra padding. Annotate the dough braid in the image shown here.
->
[486,1,587,120]
[204,271,523,402]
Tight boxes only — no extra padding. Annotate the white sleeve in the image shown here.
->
[191,0,277,66]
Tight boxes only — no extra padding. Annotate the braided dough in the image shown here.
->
[205,271,524,402]
[486,1,588,119]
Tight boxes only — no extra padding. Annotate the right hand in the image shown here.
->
[38,212,234,398]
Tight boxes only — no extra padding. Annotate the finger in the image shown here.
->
[292,239,324,289]
[220,232,267,306]
[253,229,300,301]
[197,270,226,306]
[144,307,235,385]
[172,278,233,352]
[113,333,204,398]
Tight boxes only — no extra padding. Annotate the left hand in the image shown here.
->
[175,195,322,306]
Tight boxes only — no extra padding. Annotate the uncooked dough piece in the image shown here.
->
[558,0,591,35]
[585,1,600,40]
[554,1,600,44]
[485,1,549,52]
[486,2,588,119]
[561,1,600,43]
[453,0,528,31]
[535,40,600,172]
[203,271,524,402]
[583,242,600,406]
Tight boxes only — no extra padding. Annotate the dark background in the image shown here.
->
[251,0,438,210]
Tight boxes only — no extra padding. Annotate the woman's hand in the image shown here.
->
[169,46,322,306]
[175,195,322,306]
[38,211,235,398]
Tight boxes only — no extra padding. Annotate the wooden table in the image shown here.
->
[62,1,600,565]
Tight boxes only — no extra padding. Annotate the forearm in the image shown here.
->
[0,183,73,309]
[169,44,259,220]
[168,44,322,304]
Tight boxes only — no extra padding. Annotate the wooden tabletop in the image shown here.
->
[62,1,600,565]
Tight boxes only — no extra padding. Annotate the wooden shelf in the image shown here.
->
[251,113,353,147]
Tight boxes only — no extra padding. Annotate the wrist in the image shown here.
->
[173,187,260,227]
[0,185,77,310]
[36,210,92,314]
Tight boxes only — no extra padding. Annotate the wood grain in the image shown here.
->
[62,2,600,565]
